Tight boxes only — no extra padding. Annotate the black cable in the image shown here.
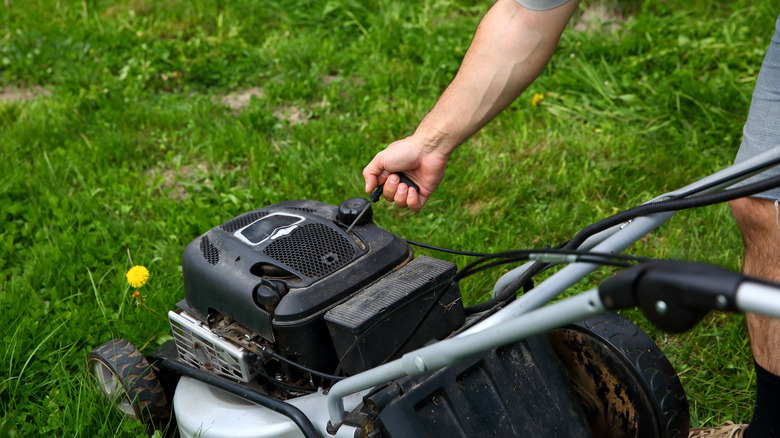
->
[160,359,319,438]
[457,251,643,314]
[406,239,489,257]
[262,348,344,382]
[262,375,318,395]
[455,249,647,282]
[460,250,651,314]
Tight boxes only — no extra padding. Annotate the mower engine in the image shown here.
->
[168,198,465,395]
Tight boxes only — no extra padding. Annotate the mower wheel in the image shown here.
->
[548,312,689,438]
[87,338,171,429]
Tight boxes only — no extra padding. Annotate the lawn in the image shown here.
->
[1,0,776,435]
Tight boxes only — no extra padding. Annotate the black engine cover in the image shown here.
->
[181,199,411,369]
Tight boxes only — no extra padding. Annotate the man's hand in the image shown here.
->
[362,136,449,211]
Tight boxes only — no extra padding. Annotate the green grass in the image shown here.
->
[1,0,776,435]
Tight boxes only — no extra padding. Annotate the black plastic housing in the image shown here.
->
[324,256,464,375]
[599,261,744,333]
[369,335,592,438]
[181,199,411,371]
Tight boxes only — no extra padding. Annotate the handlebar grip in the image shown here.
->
[599,261,742,333]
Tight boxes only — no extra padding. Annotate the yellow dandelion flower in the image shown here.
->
[126,265,150,288]
[531,93,545,107]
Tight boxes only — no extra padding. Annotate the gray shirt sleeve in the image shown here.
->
[514,0,571,11]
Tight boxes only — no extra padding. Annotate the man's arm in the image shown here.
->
[363,0,579,210]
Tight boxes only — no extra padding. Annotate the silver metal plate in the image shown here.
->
[168,310,258,382]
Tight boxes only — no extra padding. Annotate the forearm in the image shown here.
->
[362,0,578,210]
[415,0,579,155]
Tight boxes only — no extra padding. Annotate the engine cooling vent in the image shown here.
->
[200,236,219,265]
[168,310,258,382]
[263,223,355,278]
[219,211,269,233]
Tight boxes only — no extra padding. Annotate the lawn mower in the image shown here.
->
[87,145,780,437]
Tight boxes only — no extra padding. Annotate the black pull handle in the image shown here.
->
[369,172,420,202]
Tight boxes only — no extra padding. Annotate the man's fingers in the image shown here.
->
[393,182,409,208]
[382,173,399,202]
[407,187,423,211]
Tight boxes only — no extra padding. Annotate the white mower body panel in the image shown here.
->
[174,377,363,438]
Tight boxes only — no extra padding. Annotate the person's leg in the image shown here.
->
[732,198,780,377]
[730,197,780,438]
[721,13,780,438]
[688,199,780,438]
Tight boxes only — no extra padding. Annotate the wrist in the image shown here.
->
[412,123,462,158]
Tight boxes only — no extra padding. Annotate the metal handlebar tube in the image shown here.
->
[326,289,606,434]
[737,281,780,318]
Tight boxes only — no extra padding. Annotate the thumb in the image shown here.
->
[363,159,389,193]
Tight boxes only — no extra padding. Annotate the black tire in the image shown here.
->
[87,338,171,429]
[548,312,689,438]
